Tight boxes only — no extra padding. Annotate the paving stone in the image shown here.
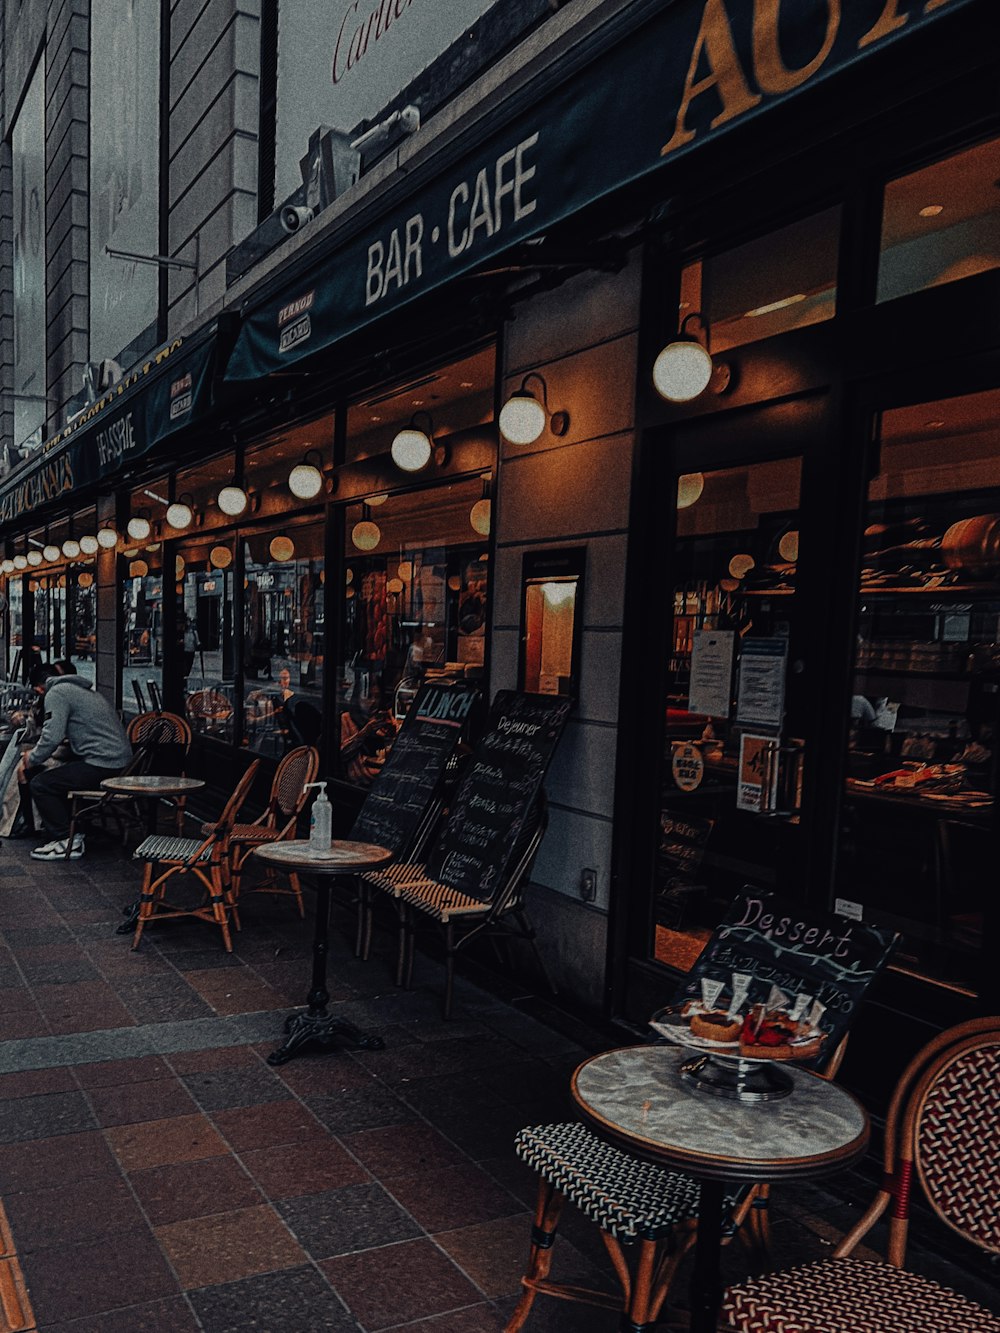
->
[188,1266,357,1332]
[87,1076,200,1126]
[154,1203,307,1290]
[277,1182,422,1258]
[4,1173,146,1252]
[43,1297,202,1332]
[73,1054,174,1088]
[130,1155,264,1226]
[19,1229,178,1325]
[211,1098,327,1151]
[0,1129,119,1193]
[307,1084,418,1134]
[0,1089,97,1142]
[321,1237,482,1330]
[384,1161,524,1233]
[241,1137,370,1200]
[340,1122,466,1181]
[105,1112,229,1172]
[180,1064,289,1111]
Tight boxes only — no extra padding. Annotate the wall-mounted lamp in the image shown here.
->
[653,313,730,403]
[62,538,82,560]
[217,482,249,517]
[13,554,28,570]
[288,449,328,500]
[499,372,569,446]
[351,505,381,551]
[1,559,14,575]
[676,472,705,509]
[27,546,43,567]
[127,512,152,542]
[166,494,195,530]
[391,412,435,472]
[43,543,61,562]
[79,534,99,555]
[97,526,119,549]
[470,472,493,536]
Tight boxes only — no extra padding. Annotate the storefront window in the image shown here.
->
[178,537,236,743]
[7,578,23,678]
[680,208,839,354]
[69,567,97,684]
[32,573,67,665]
[656,458,803,974]
[338,478,489,785]
[878,134,1000,304]
[122,545,165,715]
[838,388,1000,993]
[243,521,325,758]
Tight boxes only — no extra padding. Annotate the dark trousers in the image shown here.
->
[28,761,123,839]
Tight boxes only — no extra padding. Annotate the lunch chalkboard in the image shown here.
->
[675,888,898,1053]
[350,680,480,856]
[424,690,572,899]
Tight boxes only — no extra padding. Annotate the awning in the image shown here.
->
[226,0,980,381]
[0,323,224,530]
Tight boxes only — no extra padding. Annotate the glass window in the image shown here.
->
[680,208,840,355]
[338,478,489,786]
[31,572,67,665]
[245,414,333,512]
[68,566,97,685]
[7,577,23,678]
[177,537,236,743]
[122,544,165,715]
[878,135,1000,304]
[838,387,1000,992]
[243,520,325,758]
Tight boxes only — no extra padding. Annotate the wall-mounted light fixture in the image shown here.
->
[126,511,152,542]
[391,412,435,472]
[499,372,569,446]
[653,312,730,403]
[43,543,61,562]
[79,534,100,555]
[13,554,28,570]
[217,481,249,517]
[62,538,82,560]
[288,449,328,500]
[97,526,118,549]
[166,494,195,530]
[26,544,43,566]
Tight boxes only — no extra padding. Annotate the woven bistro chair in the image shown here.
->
[126,711,192,834]
[131,759,261,953]
[205,745,319,916]
[362,790,553,1019]
[505,1037,849,1332]
[720,1016,1000,1333]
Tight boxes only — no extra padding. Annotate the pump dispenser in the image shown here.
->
[304,781,332,852]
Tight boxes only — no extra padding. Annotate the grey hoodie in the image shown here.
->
[28,677,133,770]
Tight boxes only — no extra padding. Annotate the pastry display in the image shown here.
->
[738,1010,824,1061]
[653,976,828,1062]
[689,1011,741,1043]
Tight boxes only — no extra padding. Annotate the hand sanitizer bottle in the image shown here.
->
[304,781,332,852]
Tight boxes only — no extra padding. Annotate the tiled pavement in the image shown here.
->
[0,833,997,1331]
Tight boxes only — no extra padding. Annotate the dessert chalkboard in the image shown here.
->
[675,888,898,1052]
[350,680,480,856]
[424,690,572,899]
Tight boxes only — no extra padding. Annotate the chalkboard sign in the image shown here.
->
[675,888,898,1053]
[425,690,572,899]
[350,681,480,856]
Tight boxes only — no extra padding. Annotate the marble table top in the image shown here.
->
[252,839,394,874]
[572,1045,869,1183]
[101,775,205,796]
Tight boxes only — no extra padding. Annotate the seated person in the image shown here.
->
[0,660,76,838]
[19,663,132,861]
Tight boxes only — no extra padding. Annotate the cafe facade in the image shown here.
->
[1,0,997,1098]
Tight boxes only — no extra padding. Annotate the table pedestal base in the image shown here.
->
[267,1010,385,1065]
[680,1052,793,1102]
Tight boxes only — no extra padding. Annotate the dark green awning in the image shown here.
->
[226,0,979,381]
[0,326,222,530]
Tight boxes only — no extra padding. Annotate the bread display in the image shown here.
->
[688,1011,741,1043]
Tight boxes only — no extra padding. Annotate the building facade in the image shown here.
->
[2,0,998,1102]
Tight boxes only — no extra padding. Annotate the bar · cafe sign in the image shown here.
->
[230,0,971,379]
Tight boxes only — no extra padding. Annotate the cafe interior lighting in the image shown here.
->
[269,535,295,562]
[62,538,81,560]
[166,496,195,530]
[351,503,381,551]
[729,552,756,579]
[218,483,249,517]
[43,544,61,562]
[499,372,569,445]
[745,293,807,318]
[97,527,118,549]
[652,313,716,403]
[391,413,434,472]
[210,545,233,569]
[778,530,800,563]
[367,493,388,506]
[288,450,326,500]
[469,472,493,536]
[27,548,43,566]
[386,577,404,594]
[127,514,152,542]
[129,559,149,578]
[676,472,705,509]
[77,571,94,589]
[79,534,99,555]
[1,560,13,575]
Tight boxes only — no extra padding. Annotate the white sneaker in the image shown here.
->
[32,835,84,861]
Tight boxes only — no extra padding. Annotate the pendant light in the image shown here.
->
[391,412,434,472]
[27,548,43,567]
[210,545,233,570]
[499,373,569,446]
[269,535,295,562]
[469,471,493,536]
[351,504,381,551]
[1,560,13,575]
[13,554,28,570]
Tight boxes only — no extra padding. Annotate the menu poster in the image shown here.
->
[736,637,787,730]
[737,733,778,813]
[675,889,898,1052]
[688,629,735,719]
[658,812,713,889]
[425,691,571,899]
[351,681,480,856]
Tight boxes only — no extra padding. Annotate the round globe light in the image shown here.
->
[652,339,714,403]
[386,577,404,594]
[166,501,194,530]
[43,544,61,562]
[351,520,381,552]
[97,527,118,549]
[728,553,756,580]
[129,559,149,578]
[13,555,28,570]
[27,549,43,566]
[217,485,249,517]
[62,539,82,560]
[288,464,324,500]
[269,535,295,562]
[778,530,800,563]
[499,392,546,446]
[77,571,94,589]
[127,516,151,542]
[470,498,492,536]
[79,535,99,555]
[367,493,388,506]
[676,472,705,509]
[390,428,431,472]
[210,545,233,569]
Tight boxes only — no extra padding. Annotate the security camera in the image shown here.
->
[280,204,314,234]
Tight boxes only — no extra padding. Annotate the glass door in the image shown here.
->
[655,453,807,974]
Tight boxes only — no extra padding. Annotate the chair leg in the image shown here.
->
[131,863,157,951]
[288,871,305,918]
[207,868,233,953]
[505,1179,566,1333]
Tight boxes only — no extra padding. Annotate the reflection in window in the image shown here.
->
[122,548,164,715]
[878,135,1000,304]
[7,578,23,678]
[243,522,325,758]
[840,388,1000,993]
[69,567,97,685]
[339,479,489,785]
[680,208,839,354]
[178,540,236,742]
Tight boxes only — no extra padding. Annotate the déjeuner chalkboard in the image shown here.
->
[425,690,571,899]
[350,681,480,856]
[676,888,898,1052]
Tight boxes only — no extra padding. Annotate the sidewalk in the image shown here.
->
[0,833,996,1331]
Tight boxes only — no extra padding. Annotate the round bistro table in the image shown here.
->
[571,1045,869,1333]
[253,839,394,1065]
